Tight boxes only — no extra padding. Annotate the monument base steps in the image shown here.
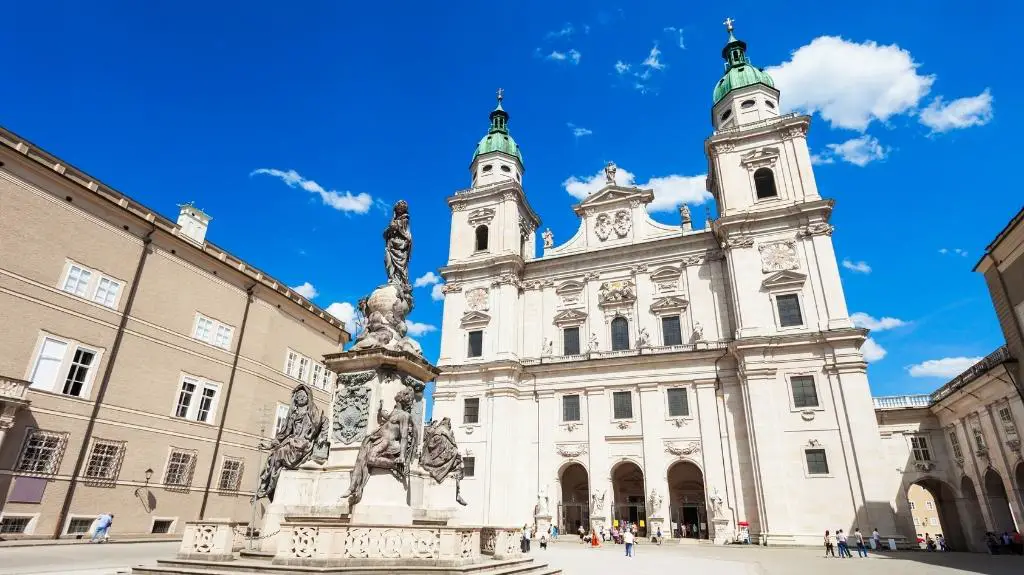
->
[132,555,560,575]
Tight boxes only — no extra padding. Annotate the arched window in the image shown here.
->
[754,168,777,199]
[475,225,489,252]
[610,317,629,351]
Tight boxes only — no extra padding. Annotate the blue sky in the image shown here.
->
[3,1,1019,400]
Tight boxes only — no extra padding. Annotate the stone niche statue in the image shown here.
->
[343,387,417,504]
[255,384,328,501]
[419,417,468,506]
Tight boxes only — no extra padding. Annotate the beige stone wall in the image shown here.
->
[0,143,345,538]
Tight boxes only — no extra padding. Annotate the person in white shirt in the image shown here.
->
[623,529,635,557]
[871,528,881,551]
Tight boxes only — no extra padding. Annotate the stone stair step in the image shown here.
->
[131,556,559,575]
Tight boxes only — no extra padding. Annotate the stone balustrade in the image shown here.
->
[177,519,246,561]
[872,394,931,410]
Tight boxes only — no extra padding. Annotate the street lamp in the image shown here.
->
[144,468,154,486]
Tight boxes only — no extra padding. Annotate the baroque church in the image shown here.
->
[431,23,899,546]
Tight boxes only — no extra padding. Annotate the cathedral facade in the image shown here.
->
[431,25,898,546]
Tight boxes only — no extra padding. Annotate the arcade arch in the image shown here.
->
[667,460,708,540]
[611,460,647,537]
[558,463,589,535]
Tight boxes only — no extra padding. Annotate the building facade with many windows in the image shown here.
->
[0,127,348,538]
[431,26,899,546]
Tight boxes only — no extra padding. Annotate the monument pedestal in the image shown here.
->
[712,516,734,545]
[259,467,350,552]
[534,513,552,537]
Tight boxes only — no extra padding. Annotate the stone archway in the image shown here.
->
[558,463,589,536]
[961,475,986,546]
[611,461,647,537]
[667,460,707,540]
[910,478,967,551]
[983,468,1015,532]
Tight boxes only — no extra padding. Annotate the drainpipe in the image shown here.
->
[52,227,155,538]
[198,284,256,519]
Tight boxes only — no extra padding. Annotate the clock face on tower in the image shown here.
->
[758,241,799,273]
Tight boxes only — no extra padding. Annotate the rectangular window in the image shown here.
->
[16,430,67,474]
[662,315,682,346]
[93,277,121,308]
[194,316,213,342]
[29,337,69,391]
[925,501,933,510]
[667,388,689,417]
[213,324,233,349]
[194,314,234,349]
[62,347,96,397]
[297,356,311,382]
[285,350,299,377]
[948,431,963,459]
[84,439,124,480]
[563,327,581,356]
[912,517,920,525]
[911,436,931,462]
[998,407,1019,440]
[790,376,819,408]
[805,448,829,475]
[972,426,986,450]
[164,449,197,487]
[909,501,916,510]
[62,265,92,297]
[0,517,31,534]
[218,458,244,491]
[463,456,476,477]
[562,394,581,422]
[152,519,174,534]
[67,518,94,534]
[463,398,480,424]
[312,364,325,390]
[273,403,290,437]
[776,294,804,327]
[467,330,483,358]
[173,376,219,423]
[612,391,633,420]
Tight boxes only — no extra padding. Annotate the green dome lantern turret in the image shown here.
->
[471,88,524,168]
[712,18,775,105]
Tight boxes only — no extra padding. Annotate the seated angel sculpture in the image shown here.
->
[342,387,417,504]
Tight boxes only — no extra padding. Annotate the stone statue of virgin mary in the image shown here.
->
[384,200,412,290]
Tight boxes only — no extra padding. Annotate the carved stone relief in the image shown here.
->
[333,371,375,445]
[665,441,701,457]
[595,213,612,241]
[721,236,755,250]
[556,443,588,458]
[613,210,632,237]
[467,208,495,226]
[465,287,489,312]
[758,240,799,273]
[597,280,636,306]
[798,222,834,237]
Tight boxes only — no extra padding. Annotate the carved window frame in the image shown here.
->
[801,443,833,478]
[553,309,587,328]
[787,373,824,414]
[555,280,585,309]
[772,291,806,330]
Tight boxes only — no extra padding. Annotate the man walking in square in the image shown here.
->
[623,526,635,557]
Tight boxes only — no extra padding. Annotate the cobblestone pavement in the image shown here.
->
[0,541,177,575]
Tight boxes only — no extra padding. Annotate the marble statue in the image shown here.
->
[384,200,412,290]
[710,488,725,519]
[636,327,651,349]
[343,387,417,504]
[591,490,606,514]
[542,228,554,248]
[680,204,691,224]
[419,417,468,506]
[649,489,663,514]
[255,384,328,501]
[587,333,599,353]
[604,161,617,185]
[693,321,705,342]
[536,487,550,516]
[542,338,553,357]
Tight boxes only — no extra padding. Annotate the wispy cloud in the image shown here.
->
[920,89,993,133]
[251,169,373,214]
[663,27,685,49]
[851,312,907,331]
[405,320,438,337]
[642,45,664,70]
[290,281,318,300]
[431,284,445,302]
[907,356,983,378]
[546,49,581,64]
[413,271,441,288]
[546,24,575,39]
[614,60,630,75]
[814,135,889,167]
[938,247,969,257]
[841,258,872,274]
[618,44,667,93]
[563,165,710,213]
[567,123,593,138]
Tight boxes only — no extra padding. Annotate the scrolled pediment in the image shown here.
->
[762,270,807,290]
[650,265,681,281]
[553,309,588,327]
[740,147,781,170]
[555,280,584,294]
[461,310,492,328]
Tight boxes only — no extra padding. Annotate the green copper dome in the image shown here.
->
[471,91,524,166]
[712,22,775,105]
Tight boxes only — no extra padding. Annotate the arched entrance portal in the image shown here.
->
[667,461,708,540]
[558,463,589,535]
[984,468,1016,532]
[910,478,967,551]
[611,461,647,537]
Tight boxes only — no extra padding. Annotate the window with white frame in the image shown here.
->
[463,398,480,424]
[28,335,103,398]
[805,448,829,475]
[562,394,581,422]
[948,430,963,459]
[173,375,220,423]
[84,438,125,480]
[285,349,314,381]
[273,403,290,437]
[775,293,804,327]
[297,356,311,381]
[911,436,931,462]
[312,363,325,390]
[218,457,244,491]
[463,456,476,477]
[929,517,939,526]
[666,388,689,417]
[16,430,68,474]
[193,313,234,350]
[59,261,122,309]
[0,516,34,534]
[998,406,1019,441]
[164,448,198,487]
[790,376,819,408]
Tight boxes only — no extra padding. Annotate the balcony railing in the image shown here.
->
[929,346,1012,404]
[714,113,799,135]
[0,376,30,402]
[520,340,730,366]
[872,394,931,410]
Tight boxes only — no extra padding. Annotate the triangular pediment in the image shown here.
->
[650,296,689,314]
[553,309,588,326]
[762,270,807,289]
[460,310,492,327]
[650,265,681,281]
[555,280,584,294]
[572,185,654,215]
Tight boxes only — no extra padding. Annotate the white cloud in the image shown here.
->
[938,247,969,257]
[325,301,360,335]
[568,49,581,64]
[562,166,711,213]
[290,281,318,299]
[614,60,630,75]
[413,271,440,288]
[642,45,665,71]
[405,320,437,337]
[814,135,889,167]
[841,258,872,274]
[567,123,593,138]
[938,248,948,255]
[663,27,685,49]
[251,169,373,214]
[851,312,907,331]
[766,36,935,131]
[908,356,983,379]
[547,24,574,39]
[546,49,580,64]
[431,284,445,302]
[861,337,887,362]
[919,89,993,133]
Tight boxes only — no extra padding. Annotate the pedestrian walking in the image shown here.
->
[854,527,868,557]
[90,512,114,543]
[623,528,635,557]
[578,524,585,543]
[656,525,663,545]
[871,528,881,551]
[836,529,850,557]
[824,530,836,557]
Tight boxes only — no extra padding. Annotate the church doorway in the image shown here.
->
[611,461,647,537]
[667,461,708,540]
[558,463,589,536]
[909,478,967,551]
[983,468,1016,532]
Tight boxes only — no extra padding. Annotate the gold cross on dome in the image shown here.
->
[724,17,734,32]
[496,88,504,103]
